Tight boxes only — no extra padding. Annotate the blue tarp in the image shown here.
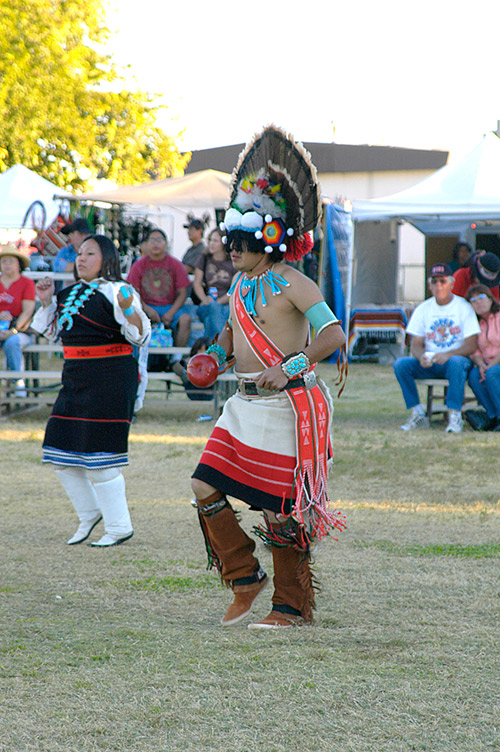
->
[320,203,352,363]
[321,202,352,326]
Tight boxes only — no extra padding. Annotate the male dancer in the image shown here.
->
[191,126,346,629]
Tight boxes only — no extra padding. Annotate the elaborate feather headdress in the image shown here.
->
[220,125,321,262]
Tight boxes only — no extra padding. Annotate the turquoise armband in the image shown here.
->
[123,305,135,317]
[206,344,227,365]
[305,301,338,335]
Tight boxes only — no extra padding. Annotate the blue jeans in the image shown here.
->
[1,332,32,372]
[149,304,190,333]
[468,364,500,419]
[393,355,471,411]
[196,301,229,342]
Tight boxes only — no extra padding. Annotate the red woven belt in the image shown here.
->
[63,344,133,359]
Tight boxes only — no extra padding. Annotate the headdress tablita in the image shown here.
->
[220,125,321,261]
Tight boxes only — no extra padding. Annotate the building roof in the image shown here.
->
[184,142,449,175]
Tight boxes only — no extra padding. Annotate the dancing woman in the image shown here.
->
[33,235,150,546]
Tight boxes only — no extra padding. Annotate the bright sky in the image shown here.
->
[106,0,500,163]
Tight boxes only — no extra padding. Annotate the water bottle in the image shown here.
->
[208,286,218,301]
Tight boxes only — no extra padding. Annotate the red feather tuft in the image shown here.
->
[284,233,314,262]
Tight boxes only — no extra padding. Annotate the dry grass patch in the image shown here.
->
[1,364,500,751]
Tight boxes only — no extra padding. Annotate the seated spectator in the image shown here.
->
[0,245,36,396]
[182,217,207,274]
[172,337,215,401]
[52,217,92,274]
[452,251,500,299]
[464,285,500,431]
[126,228,191,358]
[192,227,234,341]
[448,241,472,274]
[393,263,479,433]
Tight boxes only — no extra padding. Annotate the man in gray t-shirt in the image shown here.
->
[182,218,206,273]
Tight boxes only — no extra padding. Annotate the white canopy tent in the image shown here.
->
[0,164,70,230]
[76,169,232,208]
[352,132,500,225]
[73,169,233,258]
[346,132,500,312]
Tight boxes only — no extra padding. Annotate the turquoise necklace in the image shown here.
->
[229,267,289,316]
[59,281,100,330]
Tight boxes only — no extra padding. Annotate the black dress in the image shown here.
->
[42,282,139,469]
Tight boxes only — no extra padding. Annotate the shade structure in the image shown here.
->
[352,132,500,223]
[0,164,70,229]
[74,169,232,208]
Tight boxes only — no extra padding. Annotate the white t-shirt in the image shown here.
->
[406,294,480,353]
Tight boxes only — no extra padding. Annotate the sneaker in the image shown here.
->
[400,408,430,431]
[446,410,463,433]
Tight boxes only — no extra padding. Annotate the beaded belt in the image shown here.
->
[238,371,317,397]
[63,344,133,359]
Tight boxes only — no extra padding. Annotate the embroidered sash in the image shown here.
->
[233,274,345,547]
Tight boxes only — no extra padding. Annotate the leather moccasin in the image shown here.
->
[248,610,305,630]
[221,575,268,627]
[66,514,103,545]
[88,531,134,547]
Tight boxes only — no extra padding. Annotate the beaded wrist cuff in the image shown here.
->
[281,351,310,380]
[206,344,227,365]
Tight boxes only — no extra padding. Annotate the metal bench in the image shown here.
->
[0,343,237,417]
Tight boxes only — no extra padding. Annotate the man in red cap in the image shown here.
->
[52,217,92,275]
[394,262,480,433]
[452,251,500,300]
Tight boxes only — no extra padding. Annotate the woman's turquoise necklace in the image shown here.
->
[228,267,289,316]
[59,281,99,330]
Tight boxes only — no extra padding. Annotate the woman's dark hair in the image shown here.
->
[189,336,210,358]
[227,229,283,263]
[465,283,500,314]
[75,234,122,282]
[144,227,167,242]
[452,242,472,261]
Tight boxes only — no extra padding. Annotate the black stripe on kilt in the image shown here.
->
[191,463,293,515]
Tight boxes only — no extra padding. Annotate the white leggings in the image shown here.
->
[55,466,132,535]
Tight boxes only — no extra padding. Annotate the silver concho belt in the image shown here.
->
[238,371,317,397]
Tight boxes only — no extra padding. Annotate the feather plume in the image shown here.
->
[229,124,321,237]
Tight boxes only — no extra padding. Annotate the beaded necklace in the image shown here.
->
[228,266,289,316]
[58,281,100,330]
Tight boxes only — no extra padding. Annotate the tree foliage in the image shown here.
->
[0,0,189,190]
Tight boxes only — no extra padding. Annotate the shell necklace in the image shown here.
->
[59,281,100,330]
[229,266,289,316]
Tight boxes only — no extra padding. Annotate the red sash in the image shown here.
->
[233,274,345,545]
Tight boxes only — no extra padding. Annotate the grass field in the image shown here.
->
[1,363,499,752]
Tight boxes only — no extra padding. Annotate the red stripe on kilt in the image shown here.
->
[199,426,296,498]
[49,415,132,424]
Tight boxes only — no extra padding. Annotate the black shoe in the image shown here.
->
[464,409,491,431]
